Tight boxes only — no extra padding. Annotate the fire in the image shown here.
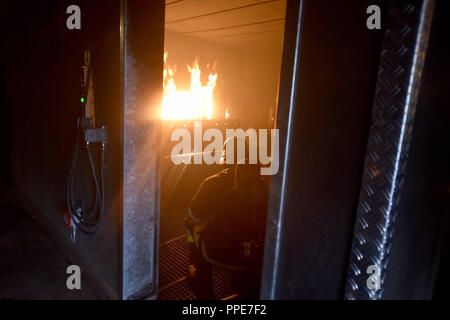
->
[162,52,217,120]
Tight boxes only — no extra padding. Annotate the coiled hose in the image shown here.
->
[66,126,105,235]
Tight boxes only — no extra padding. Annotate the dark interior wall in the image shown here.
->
[0,39,11,185]
[262,0,385,299]
[2,0,122,297]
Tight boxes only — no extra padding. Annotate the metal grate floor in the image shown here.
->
[159,236,190,288]
[158,208,235,300]
[159,209,187,244]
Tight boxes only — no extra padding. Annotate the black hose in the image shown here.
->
[66,127,105,235]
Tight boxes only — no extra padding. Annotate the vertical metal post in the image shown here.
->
[121,0,164,300]
[345,0,435,300]
[260,0,304,300]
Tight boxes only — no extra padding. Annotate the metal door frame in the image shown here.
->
[120,0,165,300]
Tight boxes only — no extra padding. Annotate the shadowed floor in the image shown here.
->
[0,182,99,300]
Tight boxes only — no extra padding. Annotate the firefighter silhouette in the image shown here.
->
[184,135,269,299]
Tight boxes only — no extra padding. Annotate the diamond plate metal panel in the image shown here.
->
[345,0,435,300]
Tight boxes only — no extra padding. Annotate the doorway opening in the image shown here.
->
[158,0,286,300]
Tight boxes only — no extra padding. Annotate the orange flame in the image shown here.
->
[162,52,217,120]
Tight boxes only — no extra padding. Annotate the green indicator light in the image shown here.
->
[81,97,85,103]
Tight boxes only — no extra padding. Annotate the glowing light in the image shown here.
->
[162,52,217,120]
[81,97,85,103]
